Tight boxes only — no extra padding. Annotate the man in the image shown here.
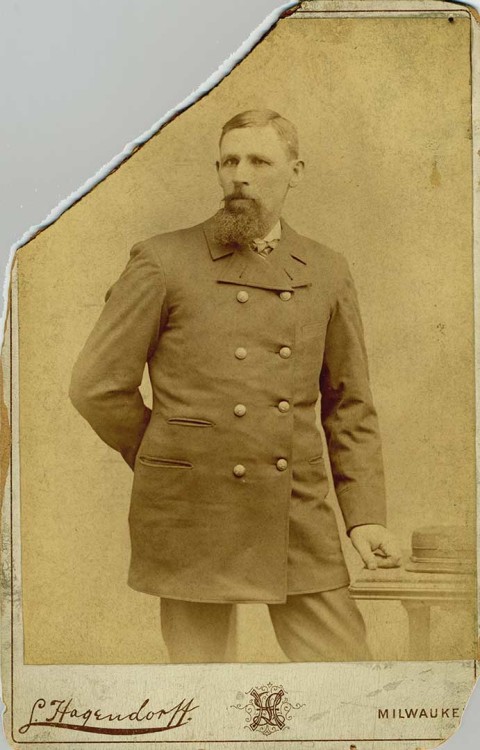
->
[69,109,401,663]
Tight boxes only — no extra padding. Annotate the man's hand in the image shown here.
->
[349,524,402,570]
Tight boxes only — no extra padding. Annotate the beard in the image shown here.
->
[213,193,269,246]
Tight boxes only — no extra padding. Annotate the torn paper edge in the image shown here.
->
[0,0,299,353]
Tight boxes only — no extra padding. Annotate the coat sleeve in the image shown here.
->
[69,241,167,469]
[320,256,387,533]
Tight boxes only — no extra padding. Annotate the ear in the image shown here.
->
[289,159,305,188]
[215,160,222,187]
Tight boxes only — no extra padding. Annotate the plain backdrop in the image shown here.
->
[0,1,478,748]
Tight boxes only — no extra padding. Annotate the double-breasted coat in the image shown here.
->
[69,215,387,603]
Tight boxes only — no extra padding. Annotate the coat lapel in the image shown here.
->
[202,215,311,292]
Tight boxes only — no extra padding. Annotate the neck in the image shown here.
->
[265,211,281,229]
[261,216,281,236]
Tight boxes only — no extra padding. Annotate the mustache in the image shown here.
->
[223,191,257,205]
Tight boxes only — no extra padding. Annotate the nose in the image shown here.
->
[232,159,251,185]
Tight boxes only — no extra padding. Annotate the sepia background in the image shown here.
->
[13,14,476,663]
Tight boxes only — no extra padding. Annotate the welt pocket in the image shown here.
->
[138,456,193,469]
[302,321,326,340]
[167,417,215,428]
[308,454,324,465]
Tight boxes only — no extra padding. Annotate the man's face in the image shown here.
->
[216,125,304,235]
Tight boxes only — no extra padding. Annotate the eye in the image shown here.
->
[222,157,238,167]
[252,157,268,166]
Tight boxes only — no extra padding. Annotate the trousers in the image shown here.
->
[160,586,371,663]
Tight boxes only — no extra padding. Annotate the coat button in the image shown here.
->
[276,458,288,471]
[279,346,292,359]
[235,347,247,360]
[236,290,249,303]
[278,400,290,413]
[233,464,246,477]
[234,404,247,417]
[279,291,292,301]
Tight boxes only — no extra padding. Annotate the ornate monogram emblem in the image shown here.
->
[232,683,305,736]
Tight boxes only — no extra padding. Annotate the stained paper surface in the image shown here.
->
[1,1,479,748]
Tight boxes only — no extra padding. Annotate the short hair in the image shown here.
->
[220,109,299,159]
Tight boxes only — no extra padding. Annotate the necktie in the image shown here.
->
[251,238,280,258]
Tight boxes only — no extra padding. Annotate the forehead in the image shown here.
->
[220,125,289,159]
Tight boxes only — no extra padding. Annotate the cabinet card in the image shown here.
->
[1,1,478,748]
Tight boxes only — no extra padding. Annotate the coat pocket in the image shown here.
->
[167,417,215,427]
[137,456,193,469]
[302,321,327,340]
[293,454,330,501]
